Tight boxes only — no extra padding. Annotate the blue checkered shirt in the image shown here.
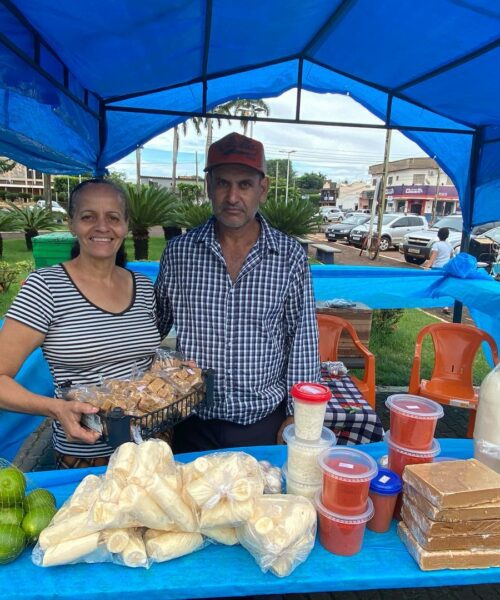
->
[155,215,320,424]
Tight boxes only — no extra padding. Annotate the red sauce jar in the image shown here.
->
[367,467,402,533]
[315,492,374,556]
[386,432,441,477]
[318,447,378,515]
[385,394,443,450]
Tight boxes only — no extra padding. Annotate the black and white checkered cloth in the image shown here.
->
[322,369,384,445]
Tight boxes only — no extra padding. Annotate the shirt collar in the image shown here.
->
[195,213,280,254]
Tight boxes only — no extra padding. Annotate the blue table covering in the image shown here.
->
[2,439,500,599]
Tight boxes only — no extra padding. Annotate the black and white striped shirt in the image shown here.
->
[6,264,160,457]
[155,215,320,425]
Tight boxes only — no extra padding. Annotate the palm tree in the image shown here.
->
[7,203,57,250]
[172,119,203,192]
[220,99,270,137]
[0,210,17,258]
[172,199,213,231]
[125,184,178,260]
[260,195,321,237]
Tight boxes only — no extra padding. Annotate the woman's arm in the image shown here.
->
[426,248,437,269]
[0,319,100,444]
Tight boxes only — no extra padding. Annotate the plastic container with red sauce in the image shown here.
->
[385,394,443,450]
[367,467,402,533]
[386,432,441,477]
[291,383,332,441]
[315,491,374,556]
[318,447,378,515]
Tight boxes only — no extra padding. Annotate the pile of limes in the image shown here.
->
[0,466,57,565]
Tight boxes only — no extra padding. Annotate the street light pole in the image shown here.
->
[282,150,296,205]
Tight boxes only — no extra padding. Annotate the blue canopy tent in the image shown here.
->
[1,0,500,230]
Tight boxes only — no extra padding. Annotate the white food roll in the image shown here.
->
[145,532,204,563]
[42,532,101,567]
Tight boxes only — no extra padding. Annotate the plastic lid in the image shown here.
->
[315,490,374,524]
[385,394,444,420]
[318,447,378,482]
[386,431,441,458]
[369,467,402,495]
[291,382,331,403]
[282,424,336,448]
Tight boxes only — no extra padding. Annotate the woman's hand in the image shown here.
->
[54,399,101,444]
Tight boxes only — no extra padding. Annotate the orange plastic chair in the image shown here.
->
[408,323,500,438]
[316,313,376,408]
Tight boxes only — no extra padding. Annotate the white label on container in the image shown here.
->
[379,475,390,484]
[406,405,420,410]
[339,462,354,469]
[301,384,321,394]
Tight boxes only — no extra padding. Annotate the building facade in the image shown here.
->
[368,157,458,219]
[0,159,44,198]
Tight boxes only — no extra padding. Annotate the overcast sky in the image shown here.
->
[110,89,428,183]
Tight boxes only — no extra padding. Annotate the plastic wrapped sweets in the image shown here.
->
[237,494,317,577]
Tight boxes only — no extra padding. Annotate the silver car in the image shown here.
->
[348,213,428,251]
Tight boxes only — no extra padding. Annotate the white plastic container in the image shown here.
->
[283,424,336,484]
[291,382,331,441]
[474,363,500,473]
[282,463,321,499]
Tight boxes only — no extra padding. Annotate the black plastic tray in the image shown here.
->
[97,369,214,447]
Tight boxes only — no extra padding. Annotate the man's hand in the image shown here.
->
[54,399,101,444]
[276,415,294,444]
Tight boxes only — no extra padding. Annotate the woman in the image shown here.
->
[0,179,160,468]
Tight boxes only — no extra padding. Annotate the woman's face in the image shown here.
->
[70,184,128,261]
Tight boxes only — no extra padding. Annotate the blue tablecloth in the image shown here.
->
[2,439,500,599]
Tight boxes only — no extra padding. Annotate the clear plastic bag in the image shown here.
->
[236,494,317,577]
[258,460,282,494]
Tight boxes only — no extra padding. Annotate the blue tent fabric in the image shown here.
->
[1,1,500,227]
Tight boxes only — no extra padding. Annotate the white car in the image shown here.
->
[319,206,344,223]
[36,199,66,215]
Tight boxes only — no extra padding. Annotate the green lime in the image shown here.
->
[0,467,26,507]
[0,507,24,526]
[21,506,57,544]
[0,524,26,564]
[23,488,56,513]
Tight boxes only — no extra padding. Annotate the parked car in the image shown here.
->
[348,213,428,251]
[401,214,500,265]
[319,206,344,223]
[325,213,371,241]
[36,199,66,215]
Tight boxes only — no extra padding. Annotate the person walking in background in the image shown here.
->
[155,132,320,453]
[427,226,454,314]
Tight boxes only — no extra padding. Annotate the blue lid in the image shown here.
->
[369,467,402,495]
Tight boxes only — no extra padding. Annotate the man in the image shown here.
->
[426,226,454,314]
[155,132,320,452]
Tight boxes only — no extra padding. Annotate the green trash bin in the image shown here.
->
[32,232,76,268]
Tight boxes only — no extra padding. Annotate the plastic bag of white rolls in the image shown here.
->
[236,494,317,577]
[183,452,265,528]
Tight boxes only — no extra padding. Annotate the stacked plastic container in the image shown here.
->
[283,383,335,499]
[385,394,443,478]
[316,447,378,555]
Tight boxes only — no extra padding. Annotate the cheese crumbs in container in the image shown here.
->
[291,383,332,441]
[318,447,377,515]
[385,394,443,450]
[315,491,374,556]
[367,467,402,533]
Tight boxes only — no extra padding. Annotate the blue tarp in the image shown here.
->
[3,440,500,599]
[1,2,500,228]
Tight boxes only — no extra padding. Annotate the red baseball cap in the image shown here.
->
[205,132,266,175]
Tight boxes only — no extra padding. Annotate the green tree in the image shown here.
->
[221,98,270,136]
[260,196,321,237]
[53,176,81,197]
[7,203,56,250]
[172,200,212,230]
[125,184,178,260]
[177,183,202,203]
[296,172,326,191]
[266,159,296,181]
[0,210,18,258]
[0,159,15,174]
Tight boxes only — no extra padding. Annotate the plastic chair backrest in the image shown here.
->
[419,323,499,390]
[317,313,359,361]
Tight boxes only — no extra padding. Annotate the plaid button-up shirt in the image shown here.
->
[155,215,320,424]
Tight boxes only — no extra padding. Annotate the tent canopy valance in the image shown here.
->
[1,0,500,229]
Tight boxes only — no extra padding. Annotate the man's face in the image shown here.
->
[207,164,269,231]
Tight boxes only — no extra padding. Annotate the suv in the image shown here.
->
[348,213,428,251]
[319,206,344,223]
[401,215,500,265]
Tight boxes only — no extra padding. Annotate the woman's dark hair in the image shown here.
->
[69,179,129,268]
